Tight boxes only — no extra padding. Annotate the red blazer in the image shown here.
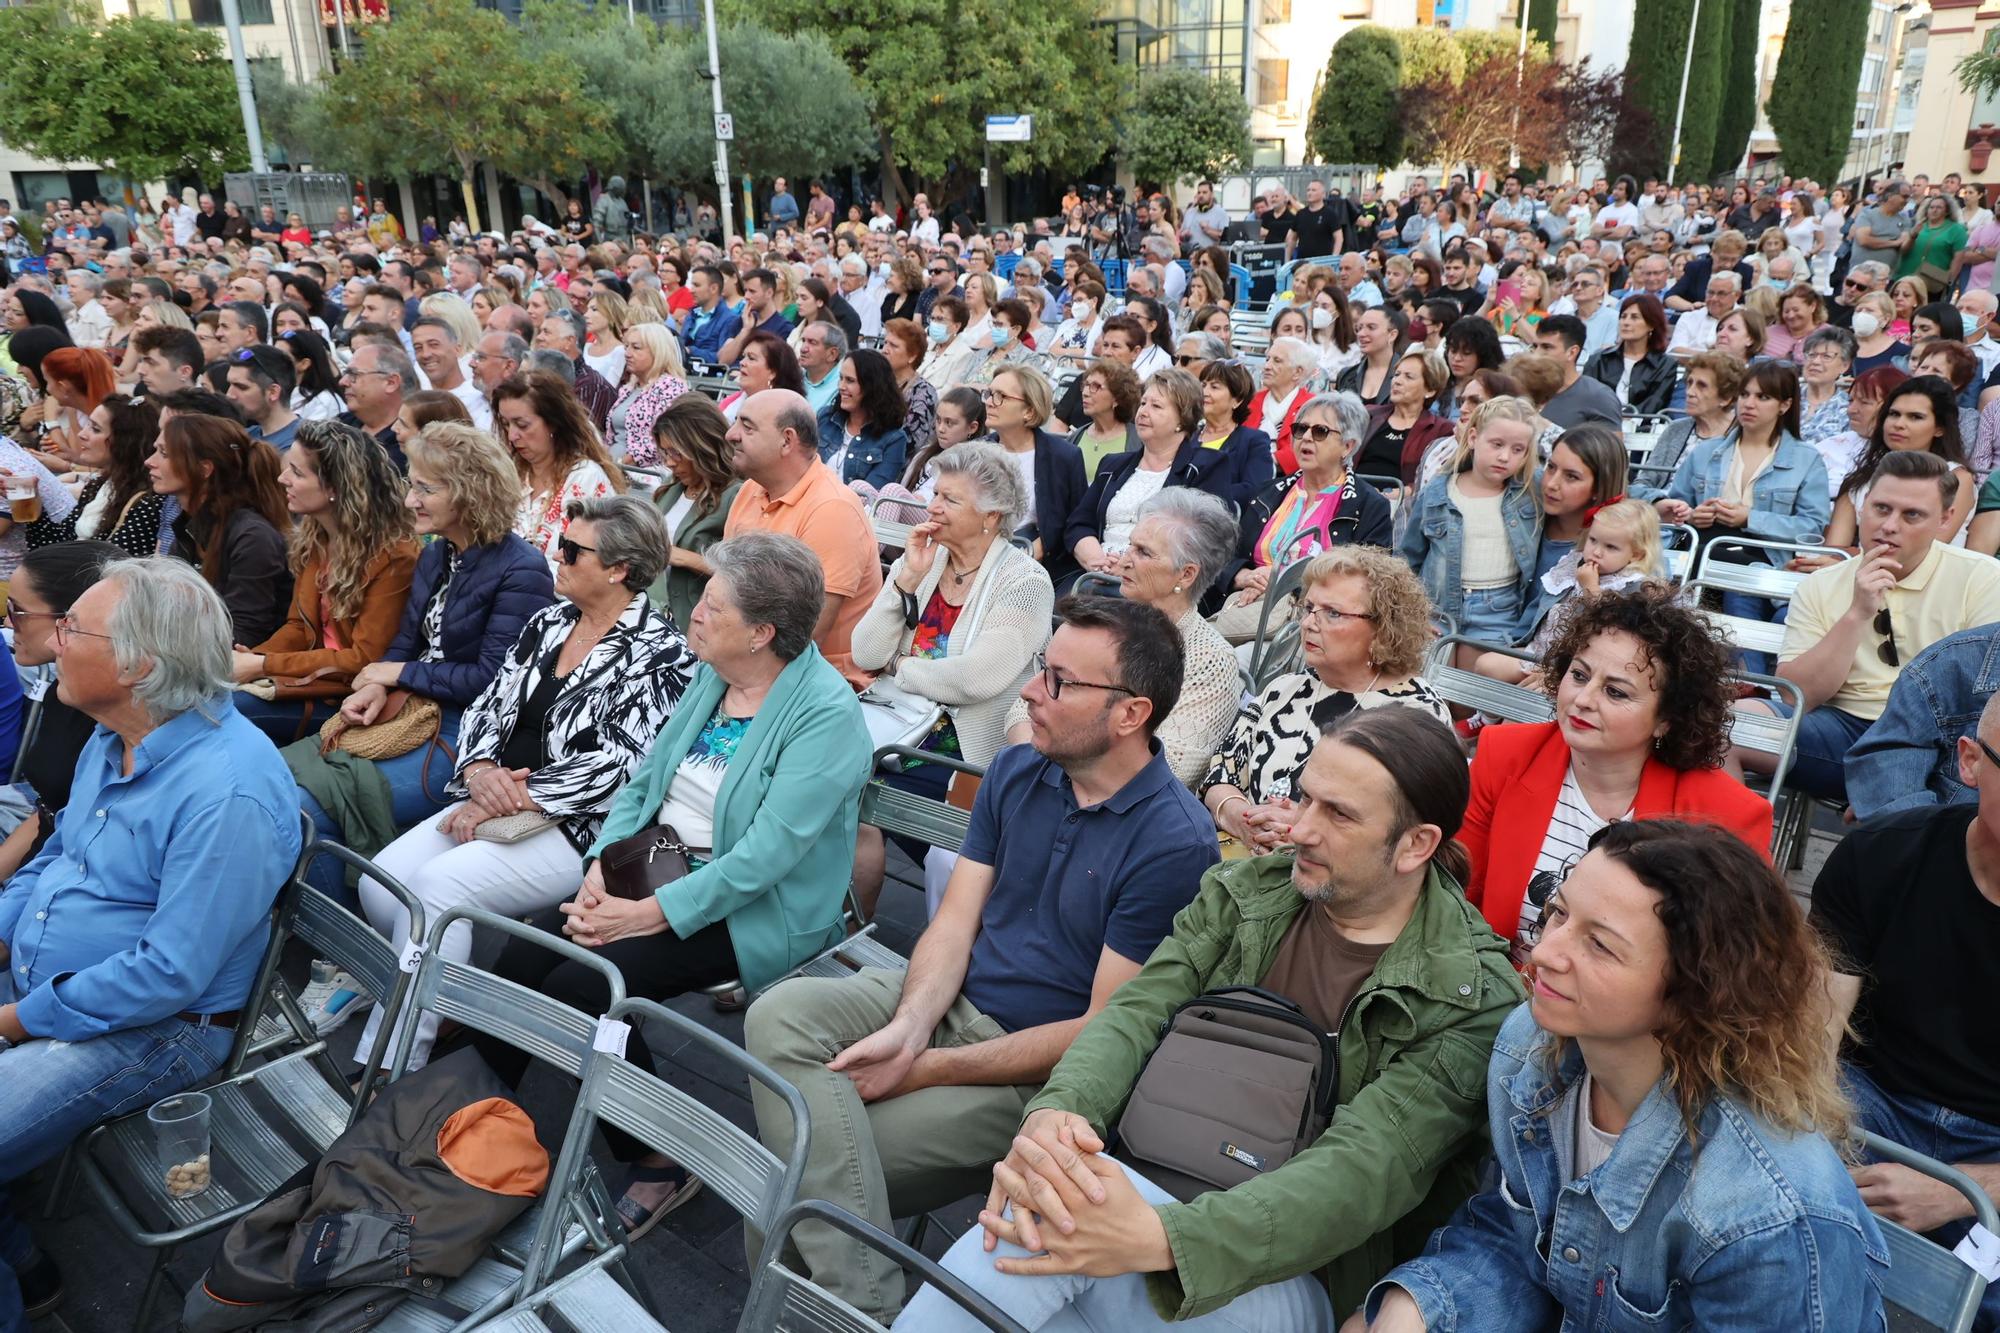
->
[1248,388,1311,475]
[1460,722,1773,946]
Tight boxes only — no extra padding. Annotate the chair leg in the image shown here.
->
[131,1249,172,1333]
[40,1143,77,1220]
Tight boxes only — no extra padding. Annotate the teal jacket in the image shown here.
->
[586,644,872,992]
[1023,853,1525,1322]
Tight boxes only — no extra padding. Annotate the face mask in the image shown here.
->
[992,327,1012,348]
[927,319,950,344]
[1071,301,1093,320]
[1853,311,1882,338]
[1310,307,1334,331]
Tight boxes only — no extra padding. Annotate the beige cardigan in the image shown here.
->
[850,538,1054,768]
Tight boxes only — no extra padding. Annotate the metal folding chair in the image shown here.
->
[79,838,426,1330]
[1246,554,1316,692]
[1691,536,1849,598]
[740,1200,1029,1333]
[1660,522,1698,584]
[1071,570,1121,599]
[478,995,815,1333]
[1424,635,1557,725]
[1861,1130,1999,1333]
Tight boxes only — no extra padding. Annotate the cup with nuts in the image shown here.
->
[147,1092,214,1200]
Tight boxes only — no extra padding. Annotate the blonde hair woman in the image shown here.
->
[584,290,630,384]
[418,292,482,359]
[611,321,690,466]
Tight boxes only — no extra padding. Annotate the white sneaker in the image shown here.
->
[298,965,373,1036]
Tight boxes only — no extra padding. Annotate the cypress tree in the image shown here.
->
[1710,0,1761,176]
[1528,0,1558,51]
[1670,0,1728,182]
[1768,0,1871,183]
[1614,0,1697,179]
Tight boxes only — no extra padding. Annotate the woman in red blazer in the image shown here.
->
[1459,585,1772,967]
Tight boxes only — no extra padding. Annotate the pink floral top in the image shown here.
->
[516,459,614,567]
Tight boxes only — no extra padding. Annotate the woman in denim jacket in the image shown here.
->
[1399,395,1543,661]
[1353,820,1887,1333]
[1655,360,1830,562]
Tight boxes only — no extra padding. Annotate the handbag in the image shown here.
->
[1112,986,1339,1203]
[595,822,709,900]
[1916,260,1954,299]
[318,689,442,761]
[472,811,559,844]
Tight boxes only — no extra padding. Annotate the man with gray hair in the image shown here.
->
[1141,235,1186,305]
[0,557,302,1321]
[723,388,881,688]
[471,330,529,394]
[1667,270,1741,358]
[523,348,577,381]
[838,253,882,340]
[1830,259,1891,332]
[63,268,112,348]
[797,321,848,416]
[534,309,615,434]
[1174,330,1228,376]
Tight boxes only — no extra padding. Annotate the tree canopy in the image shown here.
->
[1307,26,1403,167]
[0,0,249,183]
[1121,68,1251,187]
[1768,0,1870,184]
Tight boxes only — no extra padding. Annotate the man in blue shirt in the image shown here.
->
[743,597,1217,1323]
[0,559,302,1326]
[224,344,301,453]
[767,177,800,232]
[678,263,741,369]
[717,267,795,368]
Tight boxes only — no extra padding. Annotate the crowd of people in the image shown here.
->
[0,165,1997,1333]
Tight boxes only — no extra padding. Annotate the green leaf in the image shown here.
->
[1121,68,1251,187]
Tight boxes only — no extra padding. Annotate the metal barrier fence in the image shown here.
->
[223,172,354,232]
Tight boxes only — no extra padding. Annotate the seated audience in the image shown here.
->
[1582,293,1675,415]
[1478,497,1666,683]
[849,443,1053,912]
[493,370,623,568]
[1213,392,1392,638]
[1531,314,1626,428]
[1359,820,1886,1332]
[646,394,741,631]
[1760,450,2000,799]
[353,496,695,1069]
[0,558,302,1320]
[230,420,421,743]
[1401,396,1544,653]
[724,388,883,689]
[1816,698,2000,1333]
[151,412,291,645]
[983,365,1086,581]
[900,709,1523,1331]
[747,596,1217,1323]
[606,321,688,464]
[816,348,910,488]
[1463,585,1771,966]
[1193,359,1274,501]
[716,329,803,424]
[19,392,163,557]
[1204,547,1450,853]
[1798,325,1857,448]
[1810,364,1907,503]
[896,385,985,501]
[290,422,555,902]
[1356,348,1454,488]
[1845,623,2000,817]
[461,532,870,1230]
[1252,336,1320,469]
[919,296,979,392]
[1067,359,1141,484]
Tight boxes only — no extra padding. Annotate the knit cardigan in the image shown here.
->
[849,538,1054,767]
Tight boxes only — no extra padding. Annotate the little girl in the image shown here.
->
[1400,395,1543,666]
[868,387,988,526]
[1475,497,1665,684]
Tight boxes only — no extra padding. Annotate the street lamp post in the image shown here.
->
[1668,0,1705,182]
[220,0,269,173]
[1509,0,1531,170]
[702,0,733,243]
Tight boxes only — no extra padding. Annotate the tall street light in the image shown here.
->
[1668,0,1705,181]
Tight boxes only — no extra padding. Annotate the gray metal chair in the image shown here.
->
[1861,1130,1998,1333]
[1659,522,1698,584]
[1246,554,1316,692]
[78,839,426,1330]
[479,994,814,1333]
[740,1200,1030,1333]
[369,906,633,1333]
[1424,635,1557,725]
[1071,569,1122,599]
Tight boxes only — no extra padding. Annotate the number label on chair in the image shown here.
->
[398,939,426,974]
[1955,1223,2000,1281]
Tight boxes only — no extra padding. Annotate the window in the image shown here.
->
[189,0,275,23]
[1259,0,1289,20]
[1972,33,2000,131]
[1256,57,1289,108]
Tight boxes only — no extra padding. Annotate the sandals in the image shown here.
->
[612,1161,704,1242]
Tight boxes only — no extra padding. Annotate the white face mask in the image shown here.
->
[1853,311,1883,338]
[1310,307,1334,331]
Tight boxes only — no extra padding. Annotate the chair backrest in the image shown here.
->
[1071,570,1122,600]
[1659,522,1698,584]
[742,1200,1029,1333]
[1692,538,1849,602]
[864,744,980,853]
[226,810,335,1075]
[1425,635,1558,724]
[1229,264,1253,309]
[521,996,811,1294]
[1861,1130,1998,1333]
[1685,579,1790,657]
[1247,554,1316,690]
[390,905,626,1084]
[1728,672,1804,798]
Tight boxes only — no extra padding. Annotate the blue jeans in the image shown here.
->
[0,971,232,1332]
[1844,1063,2000,1332]
[298,707,463,906]
[894,1159,1335,1333]
[1771,701,1874,801]
[231,690,338,747]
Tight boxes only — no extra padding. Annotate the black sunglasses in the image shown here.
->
[557,536,597,565]
[1874,605,1898,667]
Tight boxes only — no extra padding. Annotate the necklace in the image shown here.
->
[943,556,975,586]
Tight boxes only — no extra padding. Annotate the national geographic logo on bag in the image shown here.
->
[1220,1142,1268,1172]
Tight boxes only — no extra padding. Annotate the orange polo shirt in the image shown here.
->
[725,459,881,689]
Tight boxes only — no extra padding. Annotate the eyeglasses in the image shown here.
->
[557,536,597,565]
[338,367,391,382]
[53,614,112,648]
[4,601,57,631]
[1033,651,1135,701]
[983,389,1026,406]
[1174,355,1205,366]
[1874,605,1898,667]
[1979,735,2000,770]
[1290,594,1377,627]
[1842,279,1869,291]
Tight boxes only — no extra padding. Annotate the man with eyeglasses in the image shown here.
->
[336,341,414,469]
[1747,451,2000,800]
[742,596,1215,1324]
[1812,687,2000,1333]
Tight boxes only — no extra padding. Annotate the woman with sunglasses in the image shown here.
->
[17,393,160,558]
[0,540,123,880]
[350,495,694,1073]
[228,420,422,744]
[290,422,554,906]
[1354,819,1884,1333]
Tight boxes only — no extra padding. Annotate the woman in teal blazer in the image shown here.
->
[469,532,871,1227]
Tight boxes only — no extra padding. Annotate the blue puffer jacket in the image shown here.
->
[388,533,556,707]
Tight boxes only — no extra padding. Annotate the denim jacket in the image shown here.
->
[1664,430,1830,561]
[1844,624,2000,819]
[1398,472,1541,626]
[1367,1004,1888,1333]
[815,405,909,489]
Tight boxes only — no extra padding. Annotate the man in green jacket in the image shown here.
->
[894,706,1526,1331]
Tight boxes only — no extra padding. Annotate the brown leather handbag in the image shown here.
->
[595,824,710,900]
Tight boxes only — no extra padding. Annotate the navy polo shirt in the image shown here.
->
[958,742,1218,1032]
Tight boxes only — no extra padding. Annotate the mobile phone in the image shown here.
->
[1495,279,1523,307]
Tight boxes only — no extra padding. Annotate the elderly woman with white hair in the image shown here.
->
[1010,487,1241,787]
[849,441,1055,912]
[608,321,690,465]
[1244,336,1319,474]
[350,495,696,1070]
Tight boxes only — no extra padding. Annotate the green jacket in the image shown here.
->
[1022,854,1524,1322]
[646,479,740,632]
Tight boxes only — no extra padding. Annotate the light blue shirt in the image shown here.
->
[803,365,841,417]
[0,695,302,1040]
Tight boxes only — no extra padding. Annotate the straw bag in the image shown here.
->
[318,689,442,761]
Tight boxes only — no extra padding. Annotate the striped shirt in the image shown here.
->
[1514,766,1631,967]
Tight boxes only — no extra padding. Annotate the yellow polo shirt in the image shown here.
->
[1780,541,2000,720]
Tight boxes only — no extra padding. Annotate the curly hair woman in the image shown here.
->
[230,420,422,743]
[1358,818,1884,1333]
[1458,583,1772,968]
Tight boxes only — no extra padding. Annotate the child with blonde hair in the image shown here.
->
[1475,496,1665,684]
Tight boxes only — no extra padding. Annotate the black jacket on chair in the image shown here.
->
[1211,472,1393,613]
[1583,346,1678,416]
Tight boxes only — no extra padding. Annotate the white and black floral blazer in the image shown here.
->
[450,593,696,852]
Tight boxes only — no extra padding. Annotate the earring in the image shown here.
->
[1173,584,1183,593]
